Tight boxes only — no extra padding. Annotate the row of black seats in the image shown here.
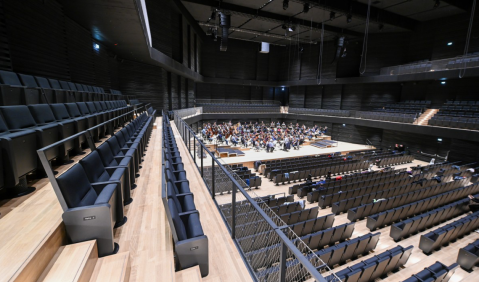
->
[390,196,473,241]
[0,100,131,197]
[428,115,479,130]
[288,108,351,117]
[300,222,355,251]
[265,158,358,178]
[162,114,209,277]
[419,211,479,254]
[202,105,280,113]
[48,109,154,257]
[376,155,414,167]
[403,261,458,282]
[331,175,452,214]
[315,168,405,191]
[290,213,335,237]
[324,245,414,282]
[348,178,470,222]
[457,239,479,270]
[0,70,123,105]
[367,182,479,232]
[279,206,319,225]
[315,170,411,207]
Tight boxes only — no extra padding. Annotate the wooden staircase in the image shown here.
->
[37,240,130,282]
[416,109,439,125]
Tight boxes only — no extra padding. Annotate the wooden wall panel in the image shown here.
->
[304,86,322,109]
[0,0,12,71]
[108,56,119,90]
[336,39,362,78]
[289,86,305,108]
[4,0,70,79]
[196,83,211,100]
[268,45,282,81]
[361,33,411,75]
[322,85,342,109]
[65,17,94,84]
[180,76,186,109]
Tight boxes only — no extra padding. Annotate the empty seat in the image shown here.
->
[0,70,41,105]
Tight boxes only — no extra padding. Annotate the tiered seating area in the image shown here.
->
[162,114,209,277]
[402,261,458,282]
[357,101,430,124]
[429,100,479,130]
[289,108,350,117]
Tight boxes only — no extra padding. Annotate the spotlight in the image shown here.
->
[447,42,453,46]
[441,81,446,85]
[303,3,310,13]
[347,14,352,23]
[283,0,289,10]
[282,87,285,91]
[330,11,336,20]
[378,24,384,31]
[288,26,295,32]
[93,43,100,51]
[433,0,440,8]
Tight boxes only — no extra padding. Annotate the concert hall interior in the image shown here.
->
[2,0,479,282]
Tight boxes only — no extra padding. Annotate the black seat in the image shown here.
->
[0,70,41,105]
[56,163,120,256]
[97,142,135,190]
[47,78,75,103]
[18,74,51,104]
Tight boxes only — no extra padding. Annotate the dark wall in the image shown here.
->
[196,83,282,103]
[0,0,195,114]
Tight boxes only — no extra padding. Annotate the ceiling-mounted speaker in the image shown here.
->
[219,13,231,51]
[260,42,270,53]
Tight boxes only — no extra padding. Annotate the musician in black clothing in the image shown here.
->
[468,195,479,212]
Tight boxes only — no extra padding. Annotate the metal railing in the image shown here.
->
[379,53,479,76]
[196,99,281,106]
[174,107,203,119]
[170,111,341,282]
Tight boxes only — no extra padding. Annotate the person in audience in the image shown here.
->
[468,195,479,212]
[326,171,332,180]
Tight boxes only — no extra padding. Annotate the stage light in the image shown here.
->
[433,0,440,8]
[330,11,336,20]
[447,42,453,46]
[93,43,100,51]
[441,81,446,85]
[303,3,310,13]
[282,87,285,91]
[347,14,352,23]
[288,26,295,32]
[342,124,346,127]
[437,138,443,142]
[283,0,289,10]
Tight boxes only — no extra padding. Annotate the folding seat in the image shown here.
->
[0,114,38,196]
[365,233,381,253]
[28,104,78,160]
[328,243,347,267]
[17,73,53,104]
[299,209,309,222]
[330,224,346,243]
[0,70,42,105]
[61,81,81,101]
[75,102,102,141]
[86,102,108,137]
[97,141,135,189]
[56,163,123,256]
[0,105,61,161]
[340,239,359,264]
[75,83,93,101]
[288,211,301,224]
[46,79,74,102]
[342,222,355,241]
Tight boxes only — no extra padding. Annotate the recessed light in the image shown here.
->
[447,42,453,46]
[441,81,446,85]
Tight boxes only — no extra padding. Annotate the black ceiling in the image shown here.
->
[182,0,470,45]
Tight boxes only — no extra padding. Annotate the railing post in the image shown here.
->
[194,135,196,164]
[212,157,215,199]
[201,148,204,177]
[279,240,287,282]
[231,181,236,239]
[188,130,190,156]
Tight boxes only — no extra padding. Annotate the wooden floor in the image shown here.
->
[171,121,253,282]
[216,159,479,281]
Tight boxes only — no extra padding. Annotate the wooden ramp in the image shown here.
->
[171,121,252,282]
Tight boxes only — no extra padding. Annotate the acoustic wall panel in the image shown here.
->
[4,0,70,79]
[305,86,322,109]
[187,79,195,108]
[251,86,263,100]
[0,0,12,71]
[180,76,186,109]
[171,73,179,110]
[322,85,342,109]
[93,41,111,89]
[289,86,305,108]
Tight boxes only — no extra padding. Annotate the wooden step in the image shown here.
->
[89,252,130,282]
[42,240,98,282]
[175,266,202,282]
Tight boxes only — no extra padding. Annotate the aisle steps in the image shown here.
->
[175,265,202,282]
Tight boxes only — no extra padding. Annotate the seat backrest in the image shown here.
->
[28,104,57,124]
[0,105,37,129]
[73,83,84,91]
[50,104,71,121]
[97,143,117,167]
[86,85,94,92]
[68,82,78,91]
[168,199,188,241]
[86,102,98,113]
[18,74,39,88]
[106,135,122,155]
[77,102,91,115]
[94,102,104,112]
[56,164,98,208]
[0,113,10,134]
[35,76,52,89]
[79,151,109,183]
[65,103,83,117]
[0,70,22,86]
[59,80,72,90]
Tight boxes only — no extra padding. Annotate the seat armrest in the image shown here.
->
[91,182,119,194]
[179,210,200,217]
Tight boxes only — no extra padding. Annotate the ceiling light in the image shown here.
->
[283,0,289,10]
[330,11,336,20]
[282,87,285,91]
[93,43,100,51]
[447,42,453,46]
[433,0,440,8]
[347,14,352,23]
[288,27,293,32]
[303,3,310,13]
[441,81,446,85]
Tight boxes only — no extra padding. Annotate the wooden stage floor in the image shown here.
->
[201,141,373,167]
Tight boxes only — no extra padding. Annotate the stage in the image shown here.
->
[196,140,375,168]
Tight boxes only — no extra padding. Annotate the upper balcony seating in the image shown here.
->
[288,108,350,117]
[162,114,209,277]
[202,105,280,113]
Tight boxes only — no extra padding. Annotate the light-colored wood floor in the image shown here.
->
[171,121,253,282]
[215,158,479,281]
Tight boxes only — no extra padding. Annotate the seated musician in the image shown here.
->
[231,135,238,146]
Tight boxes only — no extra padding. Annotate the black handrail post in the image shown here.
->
[212,157,215,199]
[280,240,287,282]
[194,136,196,164]
[201,148,204,177]
[231,181,236,239]
[188,129,190,156]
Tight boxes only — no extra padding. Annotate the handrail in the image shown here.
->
[169,111,334,282]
